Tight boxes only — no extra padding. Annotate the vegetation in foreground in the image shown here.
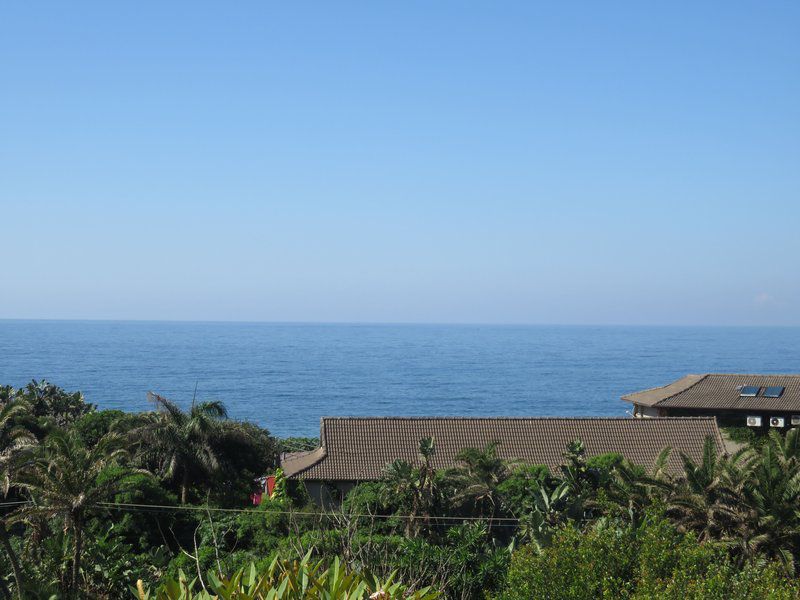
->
[1,381,800,599]
[133,554,440,600]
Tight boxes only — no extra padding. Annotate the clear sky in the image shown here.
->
[1,2,798,325]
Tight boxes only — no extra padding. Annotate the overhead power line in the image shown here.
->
[3,498,527,526]
[96,501,525,524]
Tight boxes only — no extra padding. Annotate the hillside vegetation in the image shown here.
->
[1,381,800,599]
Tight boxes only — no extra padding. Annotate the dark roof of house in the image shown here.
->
[622,374,800,412]
[281,416,724,481]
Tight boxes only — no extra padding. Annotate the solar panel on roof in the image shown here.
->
[740,386,760,397]
[763,386,785,398]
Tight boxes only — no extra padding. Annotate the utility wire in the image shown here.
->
[95,501,524,523]
[3,499,526,527]
[0,501,31,508]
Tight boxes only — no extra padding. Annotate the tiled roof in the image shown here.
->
[621,375,706,408]
[280,448,326,478]
[623,374,800,412]
[282,417,724,481]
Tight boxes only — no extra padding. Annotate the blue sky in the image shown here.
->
[1,2,798,325]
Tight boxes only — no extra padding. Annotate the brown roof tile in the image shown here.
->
[621,375,706,408]
[623,374,800,412]
[282,416,723,480]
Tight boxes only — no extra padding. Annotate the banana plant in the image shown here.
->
[133,553,440,599]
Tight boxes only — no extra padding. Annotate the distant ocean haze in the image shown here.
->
[1,320,799,438]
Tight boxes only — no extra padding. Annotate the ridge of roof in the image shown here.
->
[708,416,726,454]
[702,373,800,377]
[280,417,335,479]
[653,374,709,407]
[318,415,719,422]
[280,446,327,479]
[621,374,705,398]
[622,374,708,407]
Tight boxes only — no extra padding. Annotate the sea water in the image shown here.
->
[1,320,798,437]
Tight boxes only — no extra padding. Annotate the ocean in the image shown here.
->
[1,320,798,438]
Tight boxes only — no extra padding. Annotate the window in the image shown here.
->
[763,386,785,398]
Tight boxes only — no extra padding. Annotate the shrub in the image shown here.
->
[495,515,800,600]
[278,437,319,453]
[496,464,550,513]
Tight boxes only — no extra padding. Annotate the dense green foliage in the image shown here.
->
[278,437,319,454]
[2,381,800,599]
[134,553,440,599]
[0,382,276,599]
[497,515,800,599]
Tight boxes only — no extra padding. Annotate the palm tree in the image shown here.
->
[0,398,35,600]
[0,397,36,493]
[449,442,514,522]
[735,429,800,571]
[12,428,142,597]
[665,431,800,573]
[139,392,235,504]
[556,439,607,522]
[382,459,416,534]
[382,437,439,536]
[605,448,673,526]
[416,436,438,523]
[668,436,746,542]
[16,380,92,428]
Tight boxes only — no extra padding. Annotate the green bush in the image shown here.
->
[495,516,800,600]
[234,499,318,558]
[497,523,637,600]
[278,437,319,453]
[723,426,765,448]
[497,464,550,513]
[341,481,404,533]
[587,452,627,486]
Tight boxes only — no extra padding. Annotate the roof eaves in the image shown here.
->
[280,446,327,478]
[711,417,727,457]
[621,374,708,407]
[652,374,709,407]
[317,415,716,422]
[280,418,330,478]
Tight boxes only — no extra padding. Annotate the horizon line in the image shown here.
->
[0,317,798,328]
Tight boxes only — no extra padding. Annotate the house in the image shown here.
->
[623,373,800,428]
[281,416,724,505]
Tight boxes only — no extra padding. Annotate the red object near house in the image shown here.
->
[249,475,276,506]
